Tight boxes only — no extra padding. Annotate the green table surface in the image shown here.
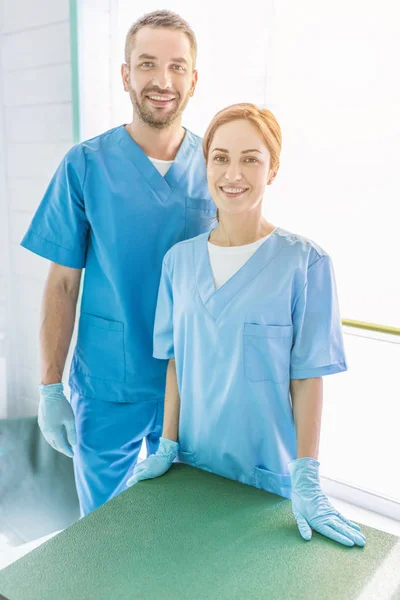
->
[1,464,399,600]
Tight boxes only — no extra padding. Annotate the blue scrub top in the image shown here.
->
[21,125,216,403]
[153,228,347,498]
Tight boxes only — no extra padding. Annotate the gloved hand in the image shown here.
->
[288,457,366,547]
[126,437,179,487]
[38,383,77,458]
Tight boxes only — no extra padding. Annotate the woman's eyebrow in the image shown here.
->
[212,148,262,154]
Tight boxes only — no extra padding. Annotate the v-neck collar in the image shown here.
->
[194,228,285,321]
[116,125,197,202]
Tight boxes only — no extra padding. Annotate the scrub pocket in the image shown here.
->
[253,465,292,499]
[244,323,293,383]
[185,197,216,239]
[76,313,125,383]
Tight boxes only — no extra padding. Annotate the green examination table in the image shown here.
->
[0,464,399,600]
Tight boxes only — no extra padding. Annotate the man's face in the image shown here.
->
[122,27,198,129]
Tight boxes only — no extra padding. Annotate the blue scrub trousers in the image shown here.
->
[70,393,163,516]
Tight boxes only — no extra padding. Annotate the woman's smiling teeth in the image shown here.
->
[220,186,249,197]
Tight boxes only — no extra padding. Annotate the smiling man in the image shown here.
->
[21,10,216,516]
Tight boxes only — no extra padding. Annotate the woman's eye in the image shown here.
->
[213,156,259,164]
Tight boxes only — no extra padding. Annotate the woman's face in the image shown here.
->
[206,119,273,217]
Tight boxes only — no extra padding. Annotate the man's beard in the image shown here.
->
[129,86,191,130]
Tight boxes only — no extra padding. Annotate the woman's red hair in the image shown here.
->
[202,103,282,173]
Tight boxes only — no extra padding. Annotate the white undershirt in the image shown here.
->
[148,156,174,176]
[208,230,276,290]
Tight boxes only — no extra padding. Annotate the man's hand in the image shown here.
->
[38,383,77,457]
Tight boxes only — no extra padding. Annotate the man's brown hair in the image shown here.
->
[125,10,197,68]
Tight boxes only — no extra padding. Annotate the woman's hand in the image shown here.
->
[288,457,366,547]
[126,437,179,487]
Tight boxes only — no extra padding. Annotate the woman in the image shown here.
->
[127,103,366,548]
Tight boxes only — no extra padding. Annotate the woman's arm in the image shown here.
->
[290,377,323,459]
[288,376,365,546]
[161,358,181,442]
[126,358,180,486]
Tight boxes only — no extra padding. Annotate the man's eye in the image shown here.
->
[172,65,185,71]
[140,62,154,68]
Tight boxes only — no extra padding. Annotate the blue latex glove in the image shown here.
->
[126,437,179,487]
[288,457,366,547]
[38,383,77,458]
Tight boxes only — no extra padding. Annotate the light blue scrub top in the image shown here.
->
[21,126,216,403]
[153,228,347,498]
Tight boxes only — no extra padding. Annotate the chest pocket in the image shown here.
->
[244,323,293,383]
[185,197,216,239]
[76,313,125,383]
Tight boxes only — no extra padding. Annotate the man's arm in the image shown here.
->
[40,262,82,385]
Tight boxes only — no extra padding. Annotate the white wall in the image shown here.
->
[0,17,9,417]
[267,0,400,329]
[78,0,112,140]
[1,0,75,417]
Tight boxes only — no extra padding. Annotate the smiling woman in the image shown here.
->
[126,100,367,548]
[202,103,280,231]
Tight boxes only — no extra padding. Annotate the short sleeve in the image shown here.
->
[153,257,174,360]
[20,144,89,268]
[290,255,348,379]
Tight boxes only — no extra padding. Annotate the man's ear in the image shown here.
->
[121,63,130,92]
[190,70,199,96]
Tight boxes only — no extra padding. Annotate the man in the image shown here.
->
[21,10,216,516]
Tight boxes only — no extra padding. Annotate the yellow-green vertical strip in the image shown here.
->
[69,0,80,143]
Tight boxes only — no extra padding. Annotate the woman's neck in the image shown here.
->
[209,217,275,247]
